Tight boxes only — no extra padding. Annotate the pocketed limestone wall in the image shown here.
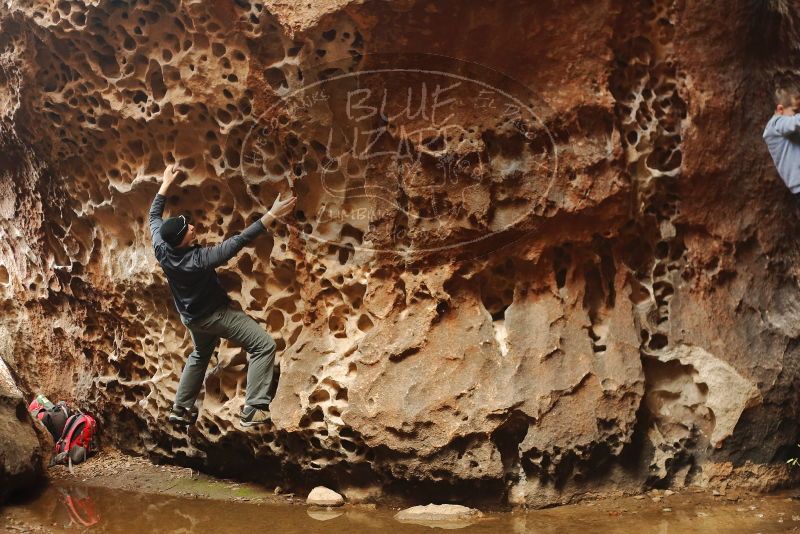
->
[0,0,799,506]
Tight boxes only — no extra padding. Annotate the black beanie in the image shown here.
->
[160,215,189,247]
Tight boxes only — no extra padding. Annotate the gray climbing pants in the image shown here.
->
[174,303,276,411]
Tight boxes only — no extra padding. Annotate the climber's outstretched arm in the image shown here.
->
[149,165,181,248]
[193,192,296,270]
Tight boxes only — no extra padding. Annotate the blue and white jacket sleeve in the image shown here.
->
[772,115,800,136]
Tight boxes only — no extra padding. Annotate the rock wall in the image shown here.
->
[0,356,47,503]
[1,0,800,506]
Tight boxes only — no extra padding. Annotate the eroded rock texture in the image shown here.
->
[0,358,47,503]
[1,0,800,506]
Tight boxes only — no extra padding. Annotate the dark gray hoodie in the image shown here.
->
[149,193,267,323]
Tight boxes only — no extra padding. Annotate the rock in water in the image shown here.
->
[395,504,483,524]
[307,486,345,507]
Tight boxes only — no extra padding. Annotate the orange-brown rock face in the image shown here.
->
[1,0,799,505]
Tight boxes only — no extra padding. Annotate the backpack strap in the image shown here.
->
[56,413,82,453]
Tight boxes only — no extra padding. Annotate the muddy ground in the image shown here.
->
[47,449,295,504]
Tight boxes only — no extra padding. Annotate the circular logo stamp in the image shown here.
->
[237,53,557,256]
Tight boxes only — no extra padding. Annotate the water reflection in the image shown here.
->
[307,507,344,521]
[3,482,798,534]
[56,485,100,528]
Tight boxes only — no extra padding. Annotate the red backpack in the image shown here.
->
[29,400,71,441]
[52,412,98,466]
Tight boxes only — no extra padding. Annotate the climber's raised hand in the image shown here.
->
[162,163,182,185]
[270,191,297,218]
[261,192,297,226]
[159,164,183,195]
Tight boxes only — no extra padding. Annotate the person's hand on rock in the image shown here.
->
[269,192,297,218]
[163,163,182,185]
[261,192,297,226]
[158,164,183,195]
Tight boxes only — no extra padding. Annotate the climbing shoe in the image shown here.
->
[239,405,270,427]
[168,405,198,426]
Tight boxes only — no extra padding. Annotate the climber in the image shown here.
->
[763,82,800,200]
[147,164,296,428]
